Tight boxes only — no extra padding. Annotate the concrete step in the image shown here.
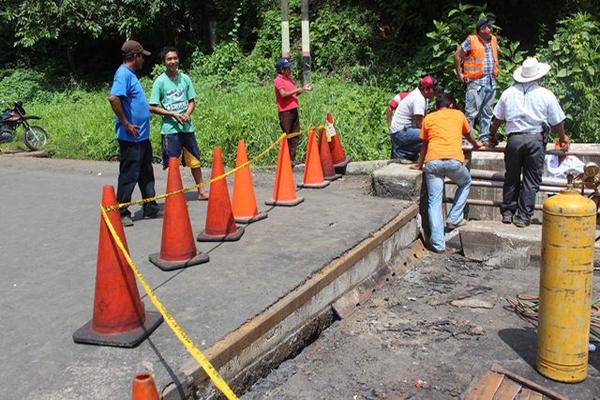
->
[454,220,600,269]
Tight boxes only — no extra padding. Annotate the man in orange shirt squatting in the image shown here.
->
[412,93,482,253]
[274,58,312,166]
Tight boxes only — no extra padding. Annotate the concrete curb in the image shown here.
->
[163,204,420,399]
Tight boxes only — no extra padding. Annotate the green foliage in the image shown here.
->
[537,13,600,142]
[192,42,244,82]
[0,69,56,103]
[402,3,525,102]
[2,77,390,164]
[310,7,376,76]
[3,0,164,47]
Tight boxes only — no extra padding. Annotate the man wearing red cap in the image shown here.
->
[389,76,436,160]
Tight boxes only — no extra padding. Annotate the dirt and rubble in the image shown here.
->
[243,251,600,400]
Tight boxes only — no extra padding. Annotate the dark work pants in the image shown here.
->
[279,108,300,163]
[117,139,159,217]
[501,133,545,222]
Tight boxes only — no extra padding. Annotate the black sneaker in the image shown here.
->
[514,219,530,228]
[121,215,134,227]
[446,219,467,231]
[501,214,513,224]
[143,210,160,219]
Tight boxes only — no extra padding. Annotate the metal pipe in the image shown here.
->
[469,169,569,187]
[280,0,290,58]
[444,197,543,211]
[444,179,593,194]
[463,146,600,157]
[300,0,311,84]
[444,197,600,214]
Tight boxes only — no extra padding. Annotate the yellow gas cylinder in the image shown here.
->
[537,188,596,382]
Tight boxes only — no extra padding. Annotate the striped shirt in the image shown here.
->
[461,37,496,86]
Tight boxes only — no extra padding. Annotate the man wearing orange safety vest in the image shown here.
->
[454,17,499,143]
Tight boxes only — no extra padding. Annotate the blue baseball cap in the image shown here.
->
[476,17,495,31]
[275,58,293,70]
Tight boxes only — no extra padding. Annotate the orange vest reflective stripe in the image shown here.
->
[463,34,498,79]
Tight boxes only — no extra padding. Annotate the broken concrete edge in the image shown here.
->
[199,239,426,400]
[332,239,426,319]
[371,163,423,200]
[162,204,419,400]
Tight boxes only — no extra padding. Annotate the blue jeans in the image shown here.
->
[422,159,472,251]
[390,127,422,160]
[465,80,495,141]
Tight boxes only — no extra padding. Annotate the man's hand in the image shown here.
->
[303,83,313,92]
[472,140,483,149]
[487,134,499,148]
[125,122,140,137]
[457,72,466,84]
[172,113,186,125]
[409,164,421,171]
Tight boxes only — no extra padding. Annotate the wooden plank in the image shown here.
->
[464,371,504,400]
[492,378,521,400]
[516,388,542,400]
[492,365,569,400]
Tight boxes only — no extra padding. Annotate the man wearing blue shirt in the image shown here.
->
[108,40,159,227]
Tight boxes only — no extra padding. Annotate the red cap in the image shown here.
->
[419,75,436,88]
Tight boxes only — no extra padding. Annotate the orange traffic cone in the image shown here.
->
[318,126,341,181]
[197,147,245,241]
[232,140,268,224]
[149,157,209,270]
[265,138,304,206]
[326,113,350,174]
[298,128,330,189]
[73,185,163,347]
[131,373,160,400]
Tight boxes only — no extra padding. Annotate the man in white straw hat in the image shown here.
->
[488,57,570,228]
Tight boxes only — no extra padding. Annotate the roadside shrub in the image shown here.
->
[310,6,376,76]
[0,69,56,103]
[537,13,600,142]
[396,3,525,105]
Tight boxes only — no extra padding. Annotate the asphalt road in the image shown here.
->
[0,156,407,399]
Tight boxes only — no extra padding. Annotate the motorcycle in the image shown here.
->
[0,100,49,151]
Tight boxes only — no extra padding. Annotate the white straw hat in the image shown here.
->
[513,57,551,83]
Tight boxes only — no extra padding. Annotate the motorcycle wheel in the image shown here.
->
[24,125,48,151]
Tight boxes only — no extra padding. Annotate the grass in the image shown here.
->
[1,76,391,166]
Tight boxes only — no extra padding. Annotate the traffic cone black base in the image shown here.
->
[298,180,330,189]
[197,225,245,242]
[324,173,342,181]
[148,252,210,272]
[73,311,162,348]
[265,197,304,207]
[333,158,350,175]
[235,211,268,224]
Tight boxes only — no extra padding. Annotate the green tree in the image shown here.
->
[537,13,600,142]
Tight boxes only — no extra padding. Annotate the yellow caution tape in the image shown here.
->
[285,131,301,139]
[100,206,239,400]
[105,133,287,212]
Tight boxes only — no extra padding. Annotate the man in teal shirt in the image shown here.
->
[149,46,208,200]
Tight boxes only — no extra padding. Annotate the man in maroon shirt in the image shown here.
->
[274,58,312,166]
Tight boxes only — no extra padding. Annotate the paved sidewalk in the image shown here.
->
[0,157,409,399]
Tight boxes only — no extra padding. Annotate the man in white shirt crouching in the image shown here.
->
[389,76,436,161]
